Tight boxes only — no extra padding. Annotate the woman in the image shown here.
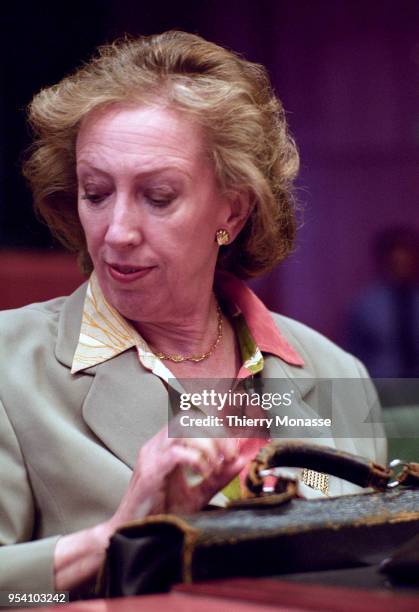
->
[0,31,386,596]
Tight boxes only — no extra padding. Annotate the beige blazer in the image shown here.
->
[0,283,386,591]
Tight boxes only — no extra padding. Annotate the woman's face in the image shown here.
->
[76,104,241,323]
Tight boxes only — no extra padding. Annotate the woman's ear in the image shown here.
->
[222,190,253,242]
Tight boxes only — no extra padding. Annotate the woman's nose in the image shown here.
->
[104,197,142,249]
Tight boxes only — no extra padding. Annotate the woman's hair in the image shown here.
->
[23,30,299,278]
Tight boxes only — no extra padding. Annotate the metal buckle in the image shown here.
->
[260,468,284,493]
[387,458,409,489]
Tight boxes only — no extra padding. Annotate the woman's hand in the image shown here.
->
[54,425,250,593]
[110,424,248,526]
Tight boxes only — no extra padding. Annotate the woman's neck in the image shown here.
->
[132,293,220,360]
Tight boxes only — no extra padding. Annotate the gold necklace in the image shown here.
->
[153,302,223,363]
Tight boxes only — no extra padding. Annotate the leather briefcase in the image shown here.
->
[98,442,419,597]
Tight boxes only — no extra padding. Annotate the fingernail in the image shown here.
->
[183,467,205,487]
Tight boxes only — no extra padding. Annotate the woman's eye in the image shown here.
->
[81,193,108,205]
[145,192,176,207]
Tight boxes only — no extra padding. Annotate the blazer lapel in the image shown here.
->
[55,280,169,469]
[81,350,169,469]
[261,355,336,446]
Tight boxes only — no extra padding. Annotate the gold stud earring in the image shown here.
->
[215,229,230,246]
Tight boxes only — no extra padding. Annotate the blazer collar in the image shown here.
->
[56,275,305,370]
[55,281,89,369]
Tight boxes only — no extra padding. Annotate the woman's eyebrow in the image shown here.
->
[76,160,191,180]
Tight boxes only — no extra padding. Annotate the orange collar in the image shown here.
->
[215,270,304,367]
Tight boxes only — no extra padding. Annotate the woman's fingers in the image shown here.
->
[167,443,213,479]
[115,433,243,522]
[203,453,247,493]
[183,437,222,470]
[123,426,253,519]
[169,437,243,481]
[216,437,239,462]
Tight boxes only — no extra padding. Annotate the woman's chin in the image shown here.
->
[103,287,163,325]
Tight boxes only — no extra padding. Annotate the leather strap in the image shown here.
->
[399,462,419,487]
[244,441,392,497]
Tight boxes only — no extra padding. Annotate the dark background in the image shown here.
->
[1,0,418,344]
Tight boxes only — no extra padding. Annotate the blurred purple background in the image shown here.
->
[246,2,419,345]
[1,0,418,346]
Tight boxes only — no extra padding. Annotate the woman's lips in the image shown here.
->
[107,262,155,283]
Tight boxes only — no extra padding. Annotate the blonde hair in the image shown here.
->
[23,30,299,278]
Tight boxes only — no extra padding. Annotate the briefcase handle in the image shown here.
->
[243,441,419,498]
